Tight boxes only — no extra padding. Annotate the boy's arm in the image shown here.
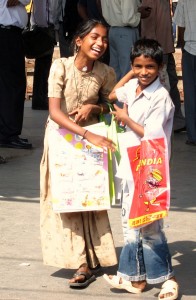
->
[108,69,135,102]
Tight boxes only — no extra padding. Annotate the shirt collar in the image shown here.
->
[137,77,161,100]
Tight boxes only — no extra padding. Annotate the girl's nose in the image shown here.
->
[96,37,103,46]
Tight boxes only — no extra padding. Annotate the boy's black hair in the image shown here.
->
[131,39,163,66]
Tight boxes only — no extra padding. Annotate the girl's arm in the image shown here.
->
[68,103,108,124]
[49,97,116,150]
[49,98,87,137]
[108,69,135,102]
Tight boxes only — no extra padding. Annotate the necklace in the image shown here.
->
[82,66,88,72]
[73,64,94,105]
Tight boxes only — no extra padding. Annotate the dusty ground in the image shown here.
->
[25,47,184,101]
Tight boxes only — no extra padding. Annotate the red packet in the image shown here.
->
[127,137,170,228]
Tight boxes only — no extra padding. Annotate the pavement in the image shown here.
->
[0,100,196,300]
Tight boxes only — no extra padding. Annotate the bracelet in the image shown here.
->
[99,104,104,114]
[82,129,88,140]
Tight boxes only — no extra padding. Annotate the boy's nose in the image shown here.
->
[141,67,148,75]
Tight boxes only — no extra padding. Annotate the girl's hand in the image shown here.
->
[85,131,116,152]
[69,104,93,124]
[111,103,129,125]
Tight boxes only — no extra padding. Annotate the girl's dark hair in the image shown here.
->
[131,38,163,66]
[70,19,108,54]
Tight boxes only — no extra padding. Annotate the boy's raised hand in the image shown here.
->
[111,103,129,125]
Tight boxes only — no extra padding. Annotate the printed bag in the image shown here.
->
[127,136,170,228]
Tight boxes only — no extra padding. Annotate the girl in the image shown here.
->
[40,19,117,288]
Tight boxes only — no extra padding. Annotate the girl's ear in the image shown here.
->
[75,37,82,48]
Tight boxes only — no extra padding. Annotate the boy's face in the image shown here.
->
[132,55,160,89]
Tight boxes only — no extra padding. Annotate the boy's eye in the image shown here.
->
[133,65,156,69]
[147,65,156,69]
[133,65,142,69]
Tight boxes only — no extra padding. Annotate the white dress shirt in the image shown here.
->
[116,77,174,149]
[115,77,174,180]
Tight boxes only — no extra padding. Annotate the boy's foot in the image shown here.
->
[158,278,179,300]
[103,274,146,293]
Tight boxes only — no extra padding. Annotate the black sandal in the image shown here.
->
[69,264,96,288]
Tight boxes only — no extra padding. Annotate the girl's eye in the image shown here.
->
[103,38,108,43]
[90,35,98,39]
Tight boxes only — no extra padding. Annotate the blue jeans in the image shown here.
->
[182,50,196,142]
[117,193,174,284]
[109,26,139,81]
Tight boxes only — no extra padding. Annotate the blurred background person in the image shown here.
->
[171,0,178,45]
[0,0,32,149]
[31,0,56,110]
[174,0,196,145]
[140,0,186,133]
[100,0,141,81]
[55,0,82,58]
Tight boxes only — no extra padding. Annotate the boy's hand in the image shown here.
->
[111,103,129,125]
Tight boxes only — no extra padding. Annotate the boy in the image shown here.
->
[103,39,179,300]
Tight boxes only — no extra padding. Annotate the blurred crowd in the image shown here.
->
[0,0,195,146]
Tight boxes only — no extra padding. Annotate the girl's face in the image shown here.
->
[132,55,161,89]
[76,24,108,60]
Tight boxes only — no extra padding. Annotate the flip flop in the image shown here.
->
[103,274,142,294]
[69,270,96,288]
[158,279,179,300]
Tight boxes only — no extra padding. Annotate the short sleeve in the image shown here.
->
[99,66,117,102]
[48,58,66,99]
[115,80,133,105]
